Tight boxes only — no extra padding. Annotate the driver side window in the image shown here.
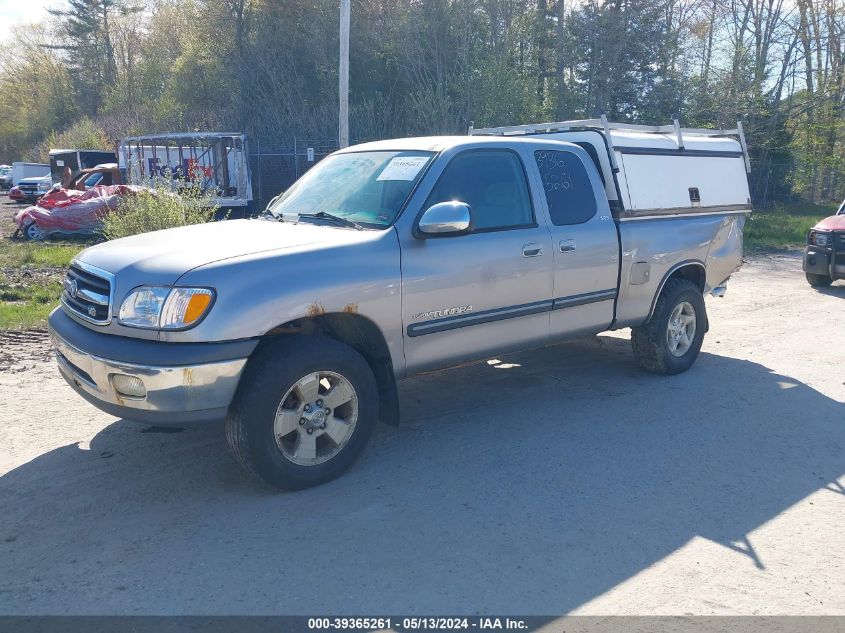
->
[424,149,535,231]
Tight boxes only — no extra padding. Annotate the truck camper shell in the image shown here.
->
[470,117,752,220]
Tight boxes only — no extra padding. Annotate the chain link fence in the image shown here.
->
[249,138,339,211]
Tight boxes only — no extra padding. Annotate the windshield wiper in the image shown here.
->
[261,194,284,221]
[261,208,283,221]
[298,211,363,231]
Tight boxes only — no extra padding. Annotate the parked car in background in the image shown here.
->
[66,163,122,190]
[49,149,117,186]
[15,184,144,241]
[48,118,751,490]
[804,202,845,287]
[0,164,12,190]
[14,174,52,203]
[12,164,133,240]
[11,162,49,186]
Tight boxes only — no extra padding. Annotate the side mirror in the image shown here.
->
[417,201,472,237]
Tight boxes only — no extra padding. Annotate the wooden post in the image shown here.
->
[339,0,350,148]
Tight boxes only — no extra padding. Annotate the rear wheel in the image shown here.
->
[631,278,706,375]
[805,272,833,287]
[226,336,378,490]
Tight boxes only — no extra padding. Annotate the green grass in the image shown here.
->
[744,201,836,252]
[0,240,87,329]
[0,241,85,268]
[0,276,65,330]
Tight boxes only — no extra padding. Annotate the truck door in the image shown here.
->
[531,148,619,338]
[399,148,554,374]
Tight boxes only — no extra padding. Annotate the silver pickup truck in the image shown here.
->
[48,119,751,489]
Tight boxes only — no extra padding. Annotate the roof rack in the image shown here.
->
[120,132,246,142]
[469,115,751,173]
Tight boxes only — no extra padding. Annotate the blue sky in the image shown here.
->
[0,0,60,43]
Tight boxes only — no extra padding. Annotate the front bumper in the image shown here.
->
[804,246,844,280]
[48,308,257,424]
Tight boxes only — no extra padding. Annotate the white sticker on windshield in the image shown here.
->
[376,156,428,181]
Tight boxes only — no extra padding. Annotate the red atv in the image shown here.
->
[804,205,845,287]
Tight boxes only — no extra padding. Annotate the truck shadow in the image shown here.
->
[813,283,845,297]
[1,335,843,614]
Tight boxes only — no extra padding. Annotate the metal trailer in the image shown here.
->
[118,133,253,215]
[469,116,752,221]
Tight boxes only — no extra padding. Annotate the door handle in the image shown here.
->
[559,239,576,253]
[522,243,543,257]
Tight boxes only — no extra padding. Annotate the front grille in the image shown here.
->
[18,184,39,196]
[61,263,113,324]
[835,231,845,250]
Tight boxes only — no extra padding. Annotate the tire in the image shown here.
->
[24,222,44,241]
[631,278,706,375]
[805,272,833,287]
[226,336,379,490]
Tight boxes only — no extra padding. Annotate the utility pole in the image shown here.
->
[339,0,350,148]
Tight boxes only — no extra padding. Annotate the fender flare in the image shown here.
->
[645,260,707,323]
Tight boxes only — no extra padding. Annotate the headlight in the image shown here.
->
[119,286,215,329]
[809,230,830,247]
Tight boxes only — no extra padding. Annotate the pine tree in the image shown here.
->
[47,0,139,116]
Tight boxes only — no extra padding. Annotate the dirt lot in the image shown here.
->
[0,253,843,615]
[0,194,29,240]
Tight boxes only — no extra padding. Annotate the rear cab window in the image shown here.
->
[534,150,598,225]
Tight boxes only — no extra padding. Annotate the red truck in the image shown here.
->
[804,205,845,287]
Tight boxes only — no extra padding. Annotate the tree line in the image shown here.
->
[0,0,843,207]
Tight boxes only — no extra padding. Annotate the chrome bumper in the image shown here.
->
[51,330,248,423]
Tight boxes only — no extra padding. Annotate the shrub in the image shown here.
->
[34,118,113,162]
[102,179,220,240]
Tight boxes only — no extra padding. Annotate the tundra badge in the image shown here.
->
[412,305,472,320]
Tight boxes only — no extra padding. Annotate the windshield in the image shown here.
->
[268,150,434,228]
[83,172,103,187]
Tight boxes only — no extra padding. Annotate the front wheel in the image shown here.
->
[631,278,707,375]
[24,222,44,241]
[806,272,833,288]
[226,336,378,490]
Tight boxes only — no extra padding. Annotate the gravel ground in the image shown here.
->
[1,194,24,237]
[0,253,843,615]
